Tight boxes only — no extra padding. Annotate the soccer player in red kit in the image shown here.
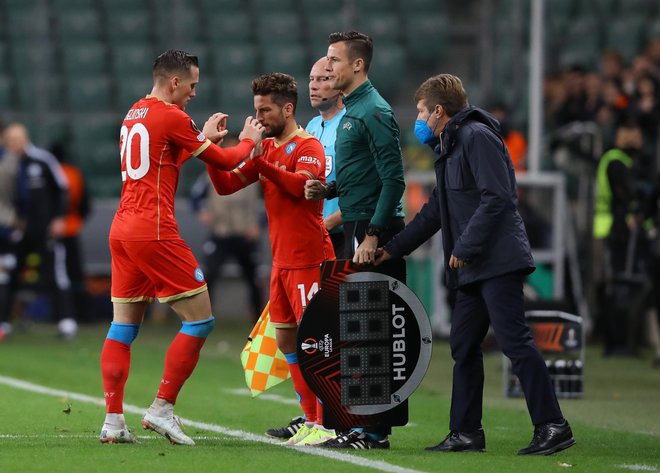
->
[206,73,335,446]
[99,49,264,445]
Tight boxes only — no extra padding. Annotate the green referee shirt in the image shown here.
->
[335,80,405,228]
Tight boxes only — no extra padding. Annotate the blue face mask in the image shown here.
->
[414,116,437,144]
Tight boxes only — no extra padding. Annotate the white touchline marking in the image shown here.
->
[0,375,428,473]
[0,434,234,441]
[616,465,659,472]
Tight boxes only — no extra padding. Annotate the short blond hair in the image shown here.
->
[414,74,468,117]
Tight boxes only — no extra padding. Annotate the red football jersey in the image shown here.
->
[208,128,334,269]
[110,96,213,241]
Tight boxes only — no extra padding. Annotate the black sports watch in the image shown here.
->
[365,224,383,238]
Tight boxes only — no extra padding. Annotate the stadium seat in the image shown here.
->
[306,12,357,56]
[360,12,401,42]
[648,19,660,38]
[15,76,63,112]
[0,75,12,110]
[70,117,121,145]
[254,14,302,44]
[395,0,447,12]
[51,0,98,8]
[353,0,397,15]
[198,0,245,10]
[106,9,153,42]
[54,9,102,42]
[251,0,296,12]
[369,42,407,101]
[604,17,645,61]
[260,42,308,78]
[100,0,148,9]
[109,43,155,79]
[217,76,258,131]
[6,7,49,40]
[205,11,252,42]
[404,13,449,64]
[86,175,122,198]
[60,43,108,75]
[116,76,152,111]
[211,43,258,76]
[65,76,114,112]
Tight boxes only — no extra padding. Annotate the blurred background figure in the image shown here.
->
[593,117,655,356]
[1,122,77,340]
[491,102,528,173]
[0,119,20,340]
[51,142,92,325]
[191,135,264,322]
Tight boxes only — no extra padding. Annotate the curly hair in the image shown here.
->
[251,73,298,112]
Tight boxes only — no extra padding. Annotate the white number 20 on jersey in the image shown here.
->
[119,124,150,181]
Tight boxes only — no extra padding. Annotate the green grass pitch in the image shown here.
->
[0,318,658,473]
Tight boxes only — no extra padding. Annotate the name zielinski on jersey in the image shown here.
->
[125,107,149,120]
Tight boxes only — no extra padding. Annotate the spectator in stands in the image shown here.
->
[50,143,92,325]
[490,103,527,172]
[375,73,575,456]
[632,73,660,155]
[583,72,606,122]
[555,65,589,126]
[600,49,625,82]
[0,119,20,341]
[1,123,78,340]
[190,135,263,323]
[305,31,407,450]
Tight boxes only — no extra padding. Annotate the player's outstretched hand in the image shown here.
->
[304,179,326,200]
[203,112,229,144]
[239,116,264,144]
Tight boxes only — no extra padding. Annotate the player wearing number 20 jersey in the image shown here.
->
[110,95,256,302]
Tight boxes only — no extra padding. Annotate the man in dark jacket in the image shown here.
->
[375,74,575,456]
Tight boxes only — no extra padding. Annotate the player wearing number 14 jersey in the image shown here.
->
[100,50,264,446]
[206,73,335,445]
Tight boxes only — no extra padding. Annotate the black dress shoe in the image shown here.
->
[518,419,576,455]
[425,429,486,452]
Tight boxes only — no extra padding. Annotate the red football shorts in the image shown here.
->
[269,265,321,328]
[110,238,207,303]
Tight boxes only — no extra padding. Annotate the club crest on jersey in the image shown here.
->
[285,142,297,154]
[194,267,204,282]
[342,122,352,131]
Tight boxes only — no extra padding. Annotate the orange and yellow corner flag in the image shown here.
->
[240,302,290,397]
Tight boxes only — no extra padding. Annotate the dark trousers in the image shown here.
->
[450,272,562,431]
[204,234,262,321]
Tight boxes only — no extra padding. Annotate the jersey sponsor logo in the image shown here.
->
[194,267,204,282]
[297,155,321,167]
[285,142,297,154]
[342,122,352,130]
[124,107,149,120]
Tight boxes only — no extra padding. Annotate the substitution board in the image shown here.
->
[297,259,433,430]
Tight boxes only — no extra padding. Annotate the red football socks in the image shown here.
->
[287,358,317,423]
[156,332,206,404]
[101,338,131,414]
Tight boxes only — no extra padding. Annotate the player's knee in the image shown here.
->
[181,316,215,338]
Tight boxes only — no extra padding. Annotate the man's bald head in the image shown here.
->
[3,123,30,156]
[309,56,342,112]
